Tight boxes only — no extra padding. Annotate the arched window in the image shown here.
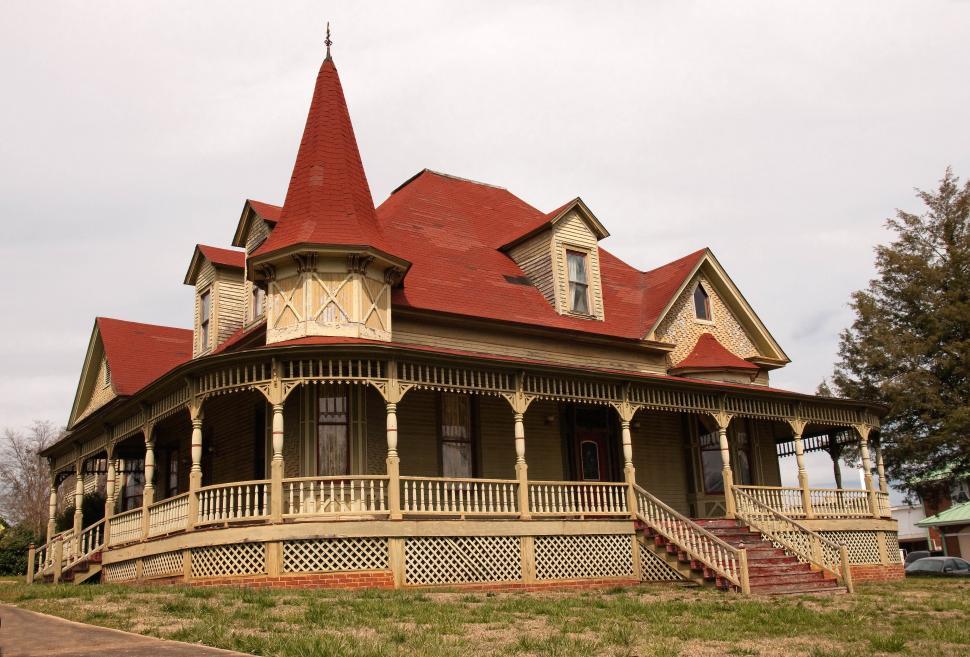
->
[693,283,711,321]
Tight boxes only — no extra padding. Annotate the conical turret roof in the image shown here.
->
[253,55,402,263]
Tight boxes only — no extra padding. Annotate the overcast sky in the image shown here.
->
[2,2,968,497]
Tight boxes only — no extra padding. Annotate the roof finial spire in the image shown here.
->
[325,21,332,60]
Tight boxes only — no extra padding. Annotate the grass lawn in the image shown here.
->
[1,577,967,656]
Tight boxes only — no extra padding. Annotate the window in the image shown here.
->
[199,289,211,350]
[440,393,473,477]
[167,450,179,497]
[103,358,111,388]
[252,286,265,320]
[732,424,753,486]
[122,459,145,510]
[567,250,590,314]
[317,388,349,476]
[693,283,711,321]
[698,428,724,494]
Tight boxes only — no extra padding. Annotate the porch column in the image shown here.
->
[103,446,116,545]
[386,401,402,520]
[715,413,736,519]
[72,461,84,538]
[143,430,156,508]
[270,403,284,521]
[874,441,889,495]
[855,425,880,518]
[790,420,814,518]
[187,401,204,529]
[116,459,127,512]
[514,411,531,520]
[46,475,57,541]
[614,399,639,519]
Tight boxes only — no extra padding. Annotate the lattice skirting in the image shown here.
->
[404,536,521,585]
[284,537,389,573]
[818,530,899,564]
[103,559,138,583]
[535,534,633,580]
[142,550,184,579]
[639,545,685,582]
[191,542,266,578]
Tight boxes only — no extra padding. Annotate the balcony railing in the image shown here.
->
[284,476,389,517]
[528,481,629,516]
[147,493,190,536]
[401,477,519,516]
[108,508,144,546]
[733,485,891,519]
[196,480,270,525]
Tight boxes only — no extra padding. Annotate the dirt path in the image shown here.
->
[0,604,255,657]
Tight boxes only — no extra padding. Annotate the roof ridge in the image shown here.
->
[96,316,192,332]
[391,168,508,195]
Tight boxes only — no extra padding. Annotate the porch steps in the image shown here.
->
[42,551,103,586]
[692,519,846,596]
[635,526,733,591]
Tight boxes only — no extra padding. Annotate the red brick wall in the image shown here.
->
[190,570,395,589]
[850,563,905,582]
[176,572,638,592]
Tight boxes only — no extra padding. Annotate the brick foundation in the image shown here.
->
[408,577,640,593]
[190,570,396,589]
[141,571,638,592]
[849,563,905,582]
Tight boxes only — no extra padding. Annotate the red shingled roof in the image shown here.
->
[247,199,281,224]
[253,57,400,261]
[197,245,245,269]
[373,170,707,340]
[97,318,192,395]
[670,333,760,374]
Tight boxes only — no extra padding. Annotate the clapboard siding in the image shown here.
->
[507,230,555,305]
[632,410,690,515]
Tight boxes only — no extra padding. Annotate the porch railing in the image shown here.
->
[633,484,748,592]
[529,481,629,516]
[63,519,105,569]
[733,487,853,592]
[734,485,891,519]
[284,476,389,517]
[196,480,270,525]
[401,477,519,515]
[148,493,190,536]
[107,508,144,546]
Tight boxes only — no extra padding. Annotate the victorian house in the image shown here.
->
[30,44,901,594]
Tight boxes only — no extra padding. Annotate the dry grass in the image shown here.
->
[1,577,968,656]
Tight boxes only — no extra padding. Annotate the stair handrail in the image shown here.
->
[733,487,854,592]
[62,518,106,572]
[633,484,749,593]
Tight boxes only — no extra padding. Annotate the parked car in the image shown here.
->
[904,557,970,576]
[903,549,944,565]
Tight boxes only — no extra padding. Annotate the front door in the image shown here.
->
[576,431,609,481]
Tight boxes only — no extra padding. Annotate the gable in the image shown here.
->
[232,200,280,254]
[649,254,788,366]
[69,326,117,427]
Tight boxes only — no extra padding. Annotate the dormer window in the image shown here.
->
[199,289,211,350]
[694,283,711,321]
[567,250,590,314]
[252,286,265,320]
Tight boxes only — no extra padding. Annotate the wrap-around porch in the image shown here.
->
[31,355,898,593]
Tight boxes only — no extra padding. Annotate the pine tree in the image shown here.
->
[830,169,970,494]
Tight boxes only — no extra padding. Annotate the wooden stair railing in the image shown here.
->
[633,484,750,594]
[732,487,854,593]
